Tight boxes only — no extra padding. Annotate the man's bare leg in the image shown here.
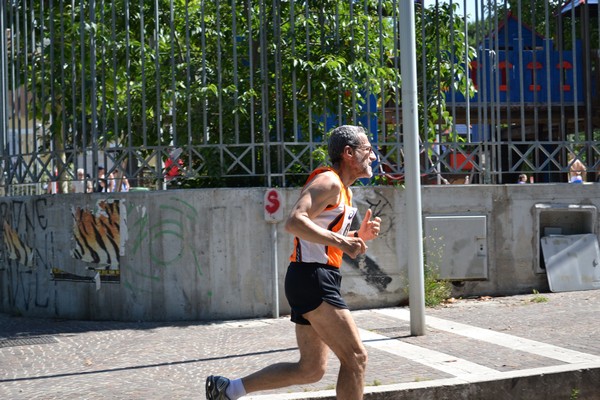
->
[303,302,367,400]
[241,323,329,393]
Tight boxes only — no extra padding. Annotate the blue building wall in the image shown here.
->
[447,14,589,105]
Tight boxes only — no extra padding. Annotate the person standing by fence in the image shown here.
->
[568,154,587,183]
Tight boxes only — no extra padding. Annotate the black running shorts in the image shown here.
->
[284,262,348,325]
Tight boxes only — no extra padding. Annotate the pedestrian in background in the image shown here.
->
[72,168,87,193]
[568,154,586,183]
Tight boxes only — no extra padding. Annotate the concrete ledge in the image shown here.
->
[248,364,600,400]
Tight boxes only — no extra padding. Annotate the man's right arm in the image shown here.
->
[284,172,366,258]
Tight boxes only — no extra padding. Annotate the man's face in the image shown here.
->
[352,134,377,178]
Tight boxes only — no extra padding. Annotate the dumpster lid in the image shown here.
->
[540,233,600,292]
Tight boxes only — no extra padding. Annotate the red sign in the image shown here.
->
[264,189,284,223]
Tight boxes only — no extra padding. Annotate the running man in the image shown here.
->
[206,125,381,400]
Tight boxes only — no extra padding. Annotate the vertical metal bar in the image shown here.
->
[260,0,270,186]
[463,0,471,144]
[216,0,224,172]
[557,4,566,168]
[570,1,579,141]
[90,0,99,178]
[140,0,148,149]
[335,2,342,128]
[492,0,501,183]
[201,0,208,143]
[449,0,456,152]
[363,0,371,134]
[583,3,593,158]
[231,0,239,143]
[39,2,48,183]
[271,222,279,318]
[290,0,298,142]
[169,0,177,148]
[185,0,192,155]
[7,2,17,186]
[349,1,356,122]
[377,0,385,147]
[273,0,283,186]
[25,0,34,179]
[79,1,92,176]
[0,1,7,191]
[124,0,132,167]
[419,0,427,166]
[531,0,539,146]
[247,0,255,152]
[48,0,57,181]
[544,0,552,145]
[305,1,312,145]
[434,0,442,147]
[319,5,326,135]
[154,0,162,187]
[392,0,401,163]
[597,0,600,174]
[96,0,106,179]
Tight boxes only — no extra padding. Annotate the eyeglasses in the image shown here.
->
[355,145,374,154]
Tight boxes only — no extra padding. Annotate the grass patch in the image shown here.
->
[424,263,452,307]
[530,289,548,303]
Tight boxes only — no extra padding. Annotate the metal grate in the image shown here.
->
[0,335,58,348]
[1,1,598,190]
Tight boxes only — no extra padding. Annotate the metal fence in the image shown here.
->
[1,0,599,195]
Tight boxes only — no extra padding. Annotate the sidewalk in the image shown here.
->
[1,290,599,399]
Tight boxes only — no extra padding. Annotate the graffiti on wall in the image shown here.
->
[3,220,34,268]
[124,197,203,294]
[52,199,125,283]
[71,200,123,268]
[0,198,52,310]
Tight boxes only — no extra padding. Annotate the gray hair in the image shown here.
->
[328,125,365,165]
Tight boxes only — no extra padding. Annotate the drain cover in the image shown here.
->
[0,335,58,348]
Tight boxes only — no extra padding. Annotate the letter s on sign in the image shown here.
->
[264,189,284,223]
[265,190,280,214]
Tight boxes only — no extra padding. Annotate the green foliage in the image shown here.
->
[423,263,452,307]
[504,0,563,42]
[570,388,580,400]
[530,289,548,303]
[402,234,452,308]
[422,233,452,307]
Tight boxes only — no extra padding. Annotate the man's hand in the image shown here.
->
[356,209,381,241]
[341,235,368,258]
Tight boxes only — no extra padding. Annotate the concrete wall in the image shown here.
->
[0,184,596,321]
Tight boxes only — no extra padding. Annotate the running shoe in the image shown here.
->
[205,375,231,400]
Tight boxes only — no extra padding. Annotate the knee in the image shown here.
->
[356,348,368,371]
[342,347,368,374]
[298,362,327,383]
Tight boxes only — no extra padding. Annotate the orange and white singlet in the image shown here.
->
[289,167,358,268]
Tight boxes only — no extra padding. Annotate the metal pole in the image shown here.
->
[400,0,426,336]
[271,223,279,318]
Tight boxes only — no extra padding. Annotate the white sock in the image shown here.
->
[225,378,246,400]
